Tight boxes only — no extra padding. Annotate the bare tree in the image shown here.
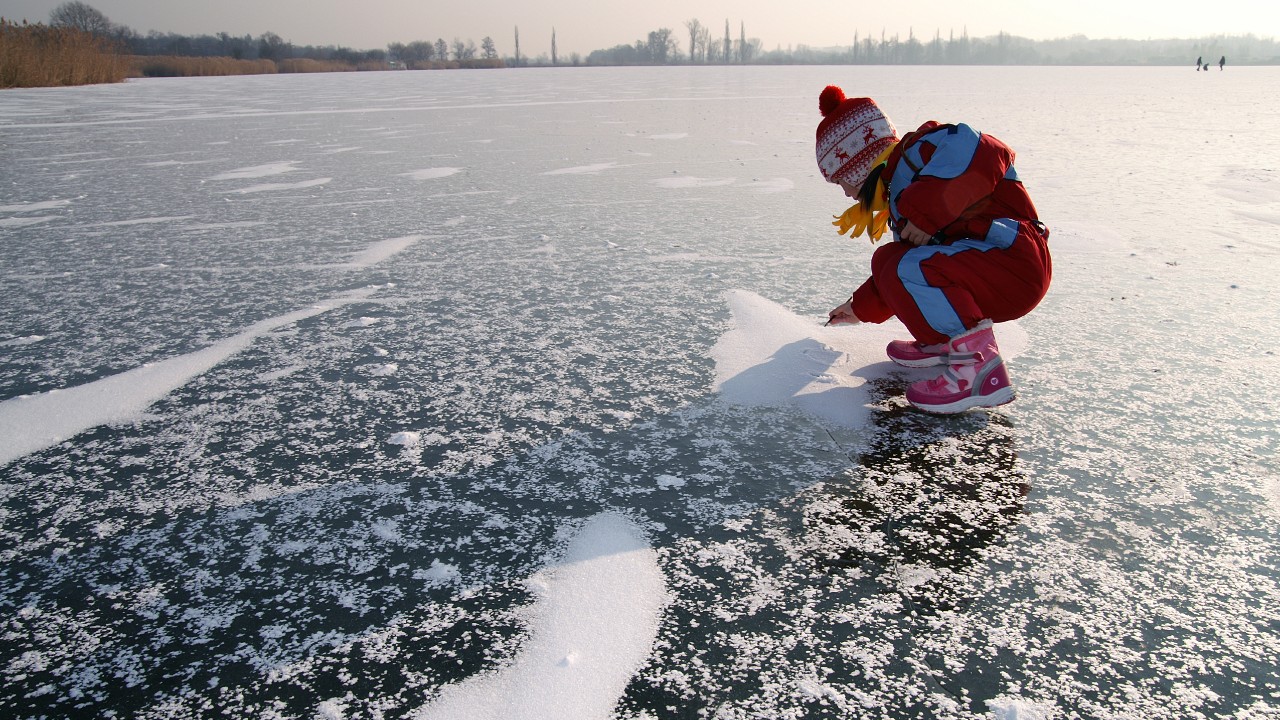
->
[389,40,436,66]
[723,20,731,64]
[514,26,521,67]
[647,28,674,63]
[551,27,557,65]
[685,19,703,64]
[696,25,710,63]
[482,36,497,59]
[49,1,113,35]
[738,23,759,63]
[258,31,291,61]
[435,38,448,62]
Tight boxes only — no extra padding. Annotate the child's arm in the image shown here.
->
[894,124,1017,237]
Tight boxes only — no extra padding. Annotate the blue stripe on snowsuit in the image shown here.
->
[887,124,983,239]
[915,124,981,180]
[895,218,1023,337]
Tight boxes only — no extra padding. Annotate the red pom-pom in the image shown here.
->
[819,85,845,117]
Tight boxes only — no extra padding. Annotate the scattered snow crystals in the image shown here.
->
[368,362,398,376]
[370,519,401,543]
[1,66,1278,720]
[386,431,420,447]
[414,561,461,588]
[655,474,686,489]
[316,698,348,720]
[986,696,1056,720]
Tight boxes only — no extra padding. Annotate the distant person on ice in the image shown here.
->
[817,85,1052,413]
[1197,56,1203,71]
[1220,56,1226,70]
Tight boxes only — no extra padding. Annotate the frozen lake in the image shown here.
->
[1,65,1278,719]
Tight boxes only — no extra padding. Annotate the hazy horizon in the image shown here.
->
[4,0,1277,57]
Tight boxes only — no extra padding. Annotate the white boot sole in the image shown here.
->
[908,386,1016,414]
[888,355,947,368]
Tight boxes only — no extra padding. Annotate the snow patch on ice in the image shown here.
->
[208,161,299,181]
[415,513,666,720]
[655,474,686,490]
[386,431,421,448]
[0,288,378,467]
[414,560,461,588]
[987,696,1056,720]
[543,162,621,176]
[86,215,196,227]
[0,199,72,212]
[0,216,56,228]
[179,221,268,231]
[316,698,348,720]
[227,178,331,194]
[402,168,462,180]
[0,335,45,347]
[797,677,847,707]
[1261,475,1280,518]
[711,290,1027,428]
[337,235,421,268]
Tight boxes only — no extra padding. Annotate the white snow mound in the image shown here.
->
[414,513,667,720]
[711,289,1028,428]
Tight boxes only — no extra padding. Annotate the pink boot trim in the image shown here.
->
[905,321,1016,413]
[886,339,949,368]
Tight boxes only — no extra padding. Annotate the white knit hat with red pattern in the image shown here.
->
[815,85,898,187]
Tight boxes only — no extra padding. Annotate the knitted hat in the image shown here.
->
[815,86,898,187]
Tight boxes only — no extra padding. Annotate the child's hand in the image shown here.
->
[900,220,933,246]
[827,299,861,326]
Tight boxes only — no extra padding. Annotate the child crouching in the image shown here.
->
[817,85,1052,413]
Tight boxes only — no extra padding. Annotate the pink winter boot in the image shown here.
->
[886,339,948,367]
[905,320,1015,413]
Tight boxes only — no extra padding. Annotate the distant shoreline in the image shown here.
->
[3,14,1265,90]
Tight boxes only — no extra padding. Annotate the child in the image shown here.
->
[816,85,1052,413]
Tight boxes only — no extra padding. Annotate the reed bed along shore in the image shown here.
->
[2,24,508,88]
[1,19,127,88]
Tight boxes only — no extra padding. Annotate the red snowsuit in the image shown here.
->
[848,121,1052,345]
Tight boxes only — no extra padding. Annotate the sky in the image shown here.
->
[5,0,1278,56]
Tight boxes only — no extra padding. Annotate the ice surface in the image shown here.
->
[228,177,333,193]
[208,161,300,180]
[415,513,665,720]
[403,168,463,180]
[0,289,375,466]
[712,289,1027,428]
[0,66,1277,720]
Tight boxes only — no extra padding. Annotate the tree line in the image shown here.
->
[27,1,505,70]
[590,23,1279,66]
[7,0,1279,88]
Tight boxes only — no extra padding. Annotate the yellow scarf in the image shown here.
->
[832,143,897,243]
